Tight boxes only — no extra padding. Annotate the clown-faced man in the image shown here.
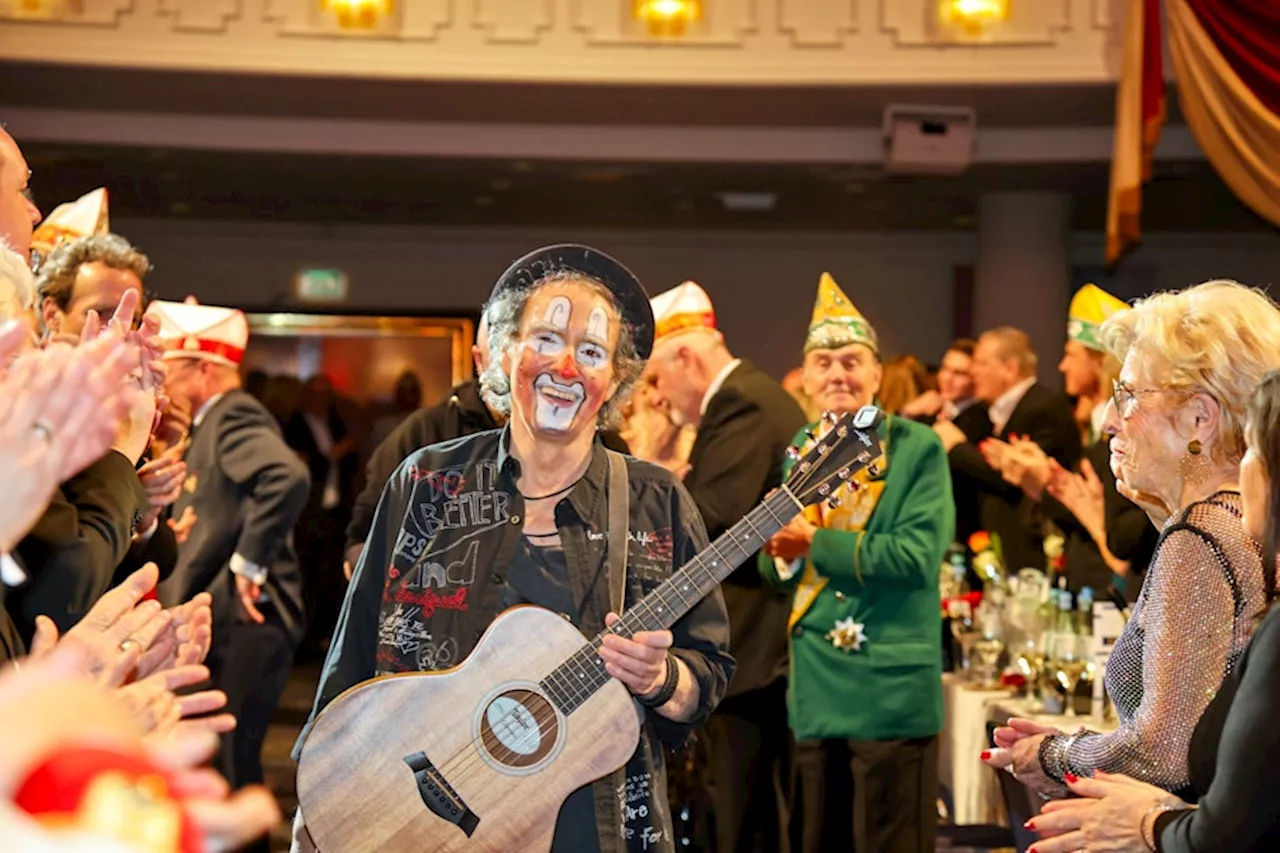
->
[293,245,732,853]
[759,273,954,853]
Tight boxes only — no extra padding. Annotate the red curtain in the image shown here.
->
[1184,0,1280,115]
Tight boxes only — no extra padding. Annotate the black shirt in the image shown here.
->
[505,539,600,853]
[1155,605,1280,851]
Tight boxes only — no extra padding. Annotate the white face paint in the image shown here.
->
[531,294,586,433]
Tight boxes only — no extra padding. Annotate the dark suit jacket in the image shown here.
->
[1037,438,1156,599]
[115,518,180,588]
[9,451,147,640]
[683,360,807,698]
[159,390,311,643]
[948,382,1082,574]
[284,405,360,513]
[346,378,630,551]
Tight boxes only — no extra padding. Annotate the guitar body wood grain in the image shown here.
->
[297,606,642,852]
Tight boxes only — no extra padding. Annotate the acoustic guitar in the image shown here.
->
[296,406,886,852]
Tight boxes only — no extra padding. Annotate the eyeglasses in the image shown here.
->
[1111,379,1191,418]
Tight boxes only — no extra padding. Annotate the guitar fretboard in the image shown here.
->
[538,487,802,716]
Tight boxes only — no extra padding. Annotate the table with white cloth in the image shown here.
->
[939,674,1119,827]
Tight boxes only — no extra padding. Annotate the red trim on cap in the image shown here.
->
[166,338,245,365]
[655,310,716,340]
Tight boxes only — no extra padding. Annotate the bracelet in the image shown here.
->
[1140,802,1181,852]
[638,653,679,708]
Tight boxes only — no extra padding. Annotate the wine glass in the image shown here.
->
[948,601,979,680]
[1051,632,1089,718]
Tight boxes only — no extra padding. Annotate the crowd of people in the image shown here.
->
[3,115,1280,853]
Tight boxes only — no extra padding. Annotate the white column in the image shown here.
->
[973,192,1072,390]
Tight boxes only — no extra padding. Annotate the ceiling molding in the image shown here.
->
[1,106,1204,164]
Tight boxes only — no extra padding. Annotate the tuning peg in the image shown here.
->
[822,410,839,425]
[817,484,831,497]
[804,426,817,441]
[826,495,842,510]
[837,467,851,480]
[785,446,801,462]
[867,464,881,478]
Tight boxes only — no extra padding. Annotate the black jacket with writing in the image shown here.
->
[346,378,630,551]
[300,428,734,852]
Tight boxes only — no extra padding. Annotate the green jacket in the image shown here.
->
[759,415,953,742]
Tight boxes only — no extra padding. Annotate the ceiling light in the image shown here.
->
[938,0,1009,33]
[320,0,392,30]
[634,0,702,37]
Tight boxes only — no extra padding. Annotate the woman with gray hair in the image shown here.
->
[985,279,1280,799]
[294,244,732,853]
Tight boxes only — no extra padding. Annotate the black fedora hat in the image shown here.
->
[489,244,655,359]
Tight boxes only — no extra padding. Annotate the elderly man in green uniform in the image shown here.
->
[759,273,954,853]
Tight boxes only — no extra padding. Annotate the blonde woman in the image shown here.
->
[984,280,1280,798]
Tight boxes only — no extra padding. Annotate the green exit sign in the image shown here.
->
[295,268,349,303]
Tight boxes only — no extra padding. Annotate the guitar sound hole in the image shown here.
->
[478,689,559,769]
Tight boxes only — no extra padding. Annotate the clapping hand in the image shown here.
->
[981,718,1067,798]
[1029,770,1186,852]
[137,442,188,533]
[28,564,172,688]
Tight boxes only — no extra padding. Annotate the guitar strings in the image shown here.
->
[417,491,805,798]
[420,463,842,796]
[420,472,842,796]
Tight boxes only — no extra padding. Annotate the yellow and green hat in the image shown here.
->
[805,272,878,355]
[1067,283,1129,351]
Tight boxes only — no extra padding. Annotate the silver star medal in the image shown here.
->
[826,616,867,652]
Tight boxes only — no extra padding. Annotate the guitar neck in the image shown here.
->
[609,487,804,636]
[540,487,803,715]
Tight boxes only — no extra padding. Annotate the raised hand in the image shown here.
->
[28,563,173,688]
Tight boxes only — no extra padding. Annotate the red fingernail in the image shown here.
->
[1065,773,1079,783]
[980,750,990,760]
[1024,821,1036,830]
[1028,847,1038,853]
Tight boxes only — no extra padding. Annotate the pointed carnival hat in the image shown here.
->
[1067,283,1129,351]
[145,297,249,368]
[649,280,716,345]
[805,272,878,355]
[30,188,109,260]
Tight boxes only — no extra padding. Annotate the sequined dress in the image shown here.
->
[1041,492,1267,793]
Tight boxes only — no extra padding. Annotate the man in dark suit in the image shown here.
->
[150,299,309,852]
[284,373,359,659]
[934,326,1081,574]
[641,281,805,853]
[902,338,993,546]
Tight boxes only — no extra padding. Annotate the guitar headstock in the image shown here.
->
[783,405,885,508]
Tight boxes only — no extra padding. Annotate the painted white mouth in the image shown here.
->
[535,374,584,406]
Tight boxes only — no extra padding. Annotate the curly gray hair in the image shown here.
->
[479,270,645,430]
[35,233,151,318]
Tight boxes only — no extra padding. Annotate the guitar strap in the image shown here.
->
[605,449,630,615]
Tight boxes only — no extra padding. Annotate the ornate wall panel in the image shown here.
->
[0,0,134,25]
[159,0,241,33]
[0,0,1124,84]
[572,0,756,47]
[778,0,858,47]
[881,0,1072,47]
[473,0,553,44]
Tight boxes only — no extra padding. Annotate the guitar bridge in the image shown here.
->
[403,751,480,837]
